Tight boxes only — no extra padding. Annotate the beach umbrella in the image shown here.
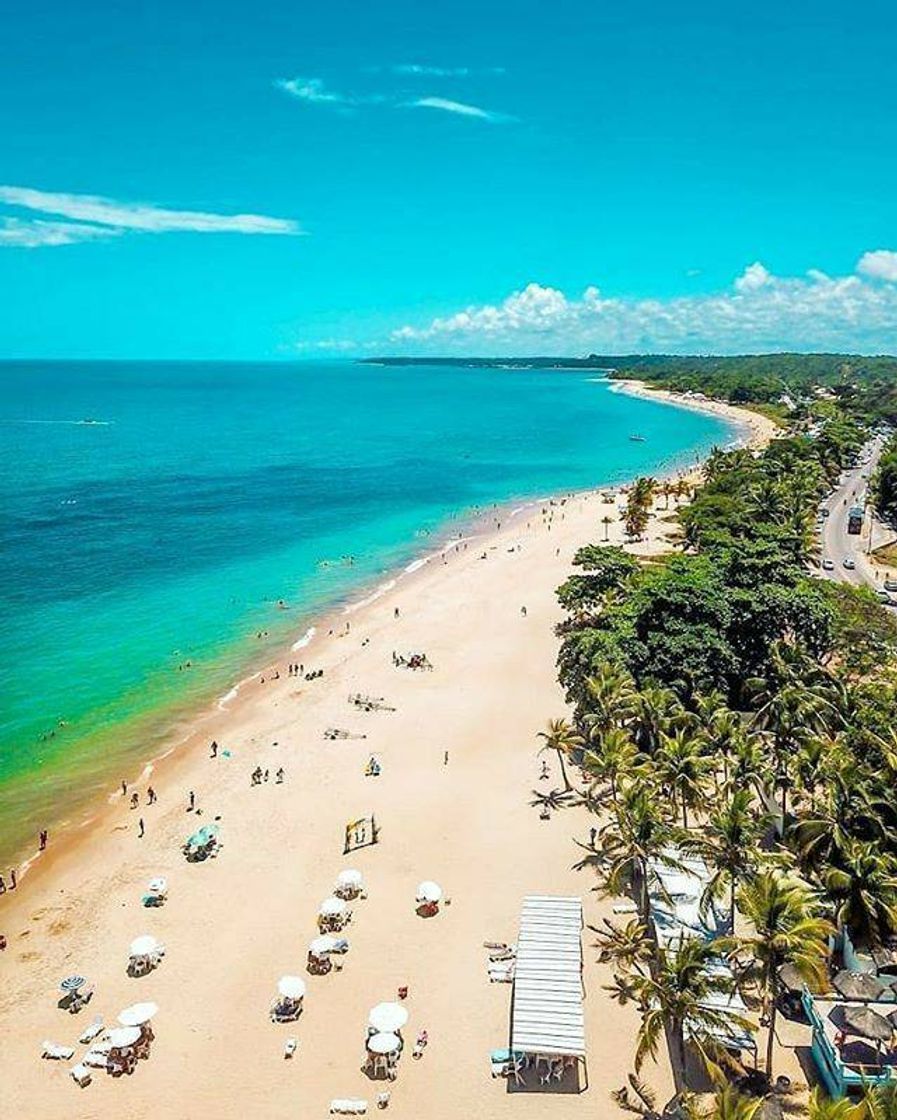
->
[277,976,306,1000]
[367,1031,401,1055]
[309,935,339,956]
[319,897,348,917]
[118,1001,159,1027]
[369,1002,409,1033]
[59,975,86,992]
[107,1026,142,1049]
[416,881,442,903]
[833,970,886,1002]
[841,1005,893,1044]
[129,935,160,957]
[147,877,168,895]
[336,869,363,889]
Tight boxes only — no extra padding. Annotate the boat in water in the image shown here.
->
[629,433,646,442]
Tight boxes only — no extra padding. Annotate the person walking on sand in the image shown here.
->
[210,740,218,758]
[188,790,195,812]
[9,869,16,890]
[39,829,48,851]
[130,792,139,810]
[147,787,157,805]
[444,750,449,766]
[138,817,145,839]
[276,767,284,784]
[121,780,128,797]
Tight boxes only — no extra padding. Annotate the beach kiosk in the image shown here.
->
[508,895,587,1089]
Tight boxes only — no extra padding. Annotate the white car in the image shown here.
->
[843,558,856,570]
[821,559,835,571]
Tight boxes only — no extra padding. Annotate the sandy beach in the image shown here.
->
[0,394,779,1119]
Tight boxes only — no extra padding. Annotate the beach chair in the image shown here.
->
[69,982,95,1013]
[41,1042,75,1060]
[488,960,515,983]
[376,1091,391,1109]
[83,1050,111,1070]
[70,1063,92,1087]
[78,1015,103,1044]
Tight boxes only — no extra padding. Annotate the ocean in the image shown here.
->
[0,360,735,864]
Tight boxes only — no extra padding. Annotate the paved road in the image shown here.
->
[817,435,886,588]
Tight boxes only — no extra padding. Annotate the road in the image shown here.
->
[818,434,887,588]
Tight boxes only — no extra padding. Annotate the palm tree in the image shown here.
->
[583,665,638,738]
[654,729,712,829]
[593,916,654,972]
[602,514,614,541]
[583,729,643,807]
[605,937,750,1094]
[631,685,682,756]
[682,789,768,927]
[537,718,583,792]
[862,1083,897,1119]
[698,1084,764,1120]
[595,783,675,922]
[820,840,897,951]
[737,871,832,1079]
[806,1086,865,1120]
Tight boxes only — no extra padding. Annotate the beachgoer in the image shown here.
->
[397,986,408,1000]
[444,750,449,766]
[0,876,5,894]
[590,826,597,847]
[263,769,269,783]
[275,767,284,784]
[121,780,128,796]
[9,869,16,890]
[188,790,195,811]
[520,605,527,617]
[147,787,157,805]
[394,607,400,619]
[210,740,218,758]
[138,817,145,839]
[39,829,48,851]
[130,792,139,810]
[0,934,6,950]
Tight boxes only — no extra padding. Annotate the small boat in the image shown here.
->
[629,433,646,442]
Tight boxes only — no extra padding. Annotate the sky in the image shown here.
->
[2,0,897,359]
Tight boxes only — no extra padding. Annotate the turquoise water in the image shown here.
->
[0,361,734,861]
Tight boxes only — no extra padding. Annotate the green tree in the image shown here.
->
[537,718,583,793]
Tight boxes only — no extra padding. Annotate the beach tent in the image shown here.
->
[509,896,586,1081]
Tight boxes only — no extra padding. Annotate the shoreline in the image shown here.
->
[1,386,773,883]
[0,385,776,1119]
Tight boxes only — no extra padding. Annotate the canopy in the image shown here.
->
[147,877,168,894]
[108,1026,142,1049]
[277,975,306,999]
[840,1004,893,1043]
[59,975,86,992]
[369,1002,409,1033]
[510,895,585,1059]
[309,935,339,955]
[336,869,363,888]
[416,881,442,903]
[118,1001,159,1027]
[367,1031,401,1054]
[320,897,348,917]
[130,935,160,957]
[833,970,886,1002]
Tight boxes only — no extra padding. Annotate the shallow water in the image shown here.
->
[0,360,734,862]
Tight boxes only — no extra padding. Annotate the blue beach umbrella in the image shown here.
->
[60,975,86,992]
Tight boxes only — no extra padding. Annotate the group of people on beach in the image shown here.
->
[251,766,284,786]
[287,663,323,680]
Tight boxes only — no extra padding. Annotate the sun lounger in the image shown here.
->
[70,1062,92,1087]
[330,1100,368,1115]
[42,1042,75,1060]
[376,1091,391,1108]
[82,1050,111,1070]
[488,961,516,982]
[78,1015,103,1044]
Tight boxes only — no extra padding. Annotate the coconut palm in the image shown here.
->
[602,514,614,541]
[806,1086,866,1120]
[537,717,583,792]
[654,729,713,829]
[583,664,639,738]
[593,916,654,972]
[681,788,768,927]
[595,782,676,922]
[820,840,897,950]
[583,728,643,806]
[631,685,682,756]
[862,1083,897,1120]
[737,871,832,1078]
[605,937,750,1093]
[698,1084,764,1120]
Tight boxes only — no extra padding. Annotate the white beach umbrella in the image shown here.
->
[118,1001,159,1027]
[319,897,348,917]
[107,1026,142,1049]
[367,1031,401,1054]
[147,877,168,894]
[129,935,160,957]
[336,869,364,889]
[416,880,442,903]
[368,1002,409,1033]
[309,935,339,955]
[277,975,306,1000]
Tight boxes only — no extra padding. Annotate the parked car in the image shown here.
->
[843,558,856,570]
[822,559,835,571]
[885,578,897,592]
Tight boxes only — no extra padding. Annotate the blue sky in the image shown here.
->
[2,0,897,358]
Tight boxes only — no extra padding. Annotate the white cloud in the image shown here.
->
[391,64,506,78]
[387,261,897,354]
[276,76,355,107]
[857,249,897,283]
[406,97,514,122]
[0,217,123,248]
[734,261,771,292]
[0,185,300,238]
